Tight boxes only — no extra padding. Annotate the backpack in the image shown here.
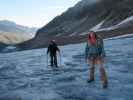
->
[96,35,103,47]
[95,34,104,55]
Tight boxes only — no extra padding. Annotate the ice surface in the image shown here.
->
[0,35,133,100]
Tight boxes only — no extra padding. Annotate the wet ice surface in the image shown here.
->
[0,37,133,100]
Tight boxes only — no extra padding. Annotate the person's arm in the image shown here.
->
[101,39,106,57]
[47,45,50,54]
[55,43,60,52]
[85,43,89,59]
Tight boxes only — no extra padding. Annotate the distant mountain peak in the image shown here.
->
[0,20,37,35]
[0,20,16,26]
[0,20,38,45]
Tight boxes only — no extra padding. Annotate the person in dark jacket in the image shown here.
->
[47,40,60,67]
[85,31,108,88]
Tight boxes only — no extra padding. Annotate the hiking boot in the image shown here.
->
[55,65,58,67]
[102,81,108,88]
[87,79,94,83]
[50,64,54,67]
[102,84,108,88]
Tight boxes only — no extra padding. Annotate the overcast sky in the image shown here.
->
[0,0,81,28]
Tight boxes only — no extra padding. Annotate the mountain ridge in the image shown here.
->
[0,20,37,36]
[17,0,133,49]
[0,20,38,50]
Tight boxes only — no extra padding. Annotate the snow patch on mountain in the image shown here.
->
[119,16,133,25]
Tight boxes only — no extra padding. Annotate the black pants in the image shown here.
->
[50,54,58,67]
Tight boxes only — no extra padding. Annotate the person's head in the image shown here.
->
[88,31,97,39]
[88,31,97,45]
[50,40,56,44]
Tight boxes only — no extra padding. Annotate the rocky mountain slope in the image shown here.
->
[36,0,133,36]
[0,20,37,36]
[0,31,33,44]
[18,0,133,49]
[0,20,38,50]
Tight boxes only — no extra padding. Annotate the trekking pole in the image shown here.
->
[46,54,48,67]
[59,52,62,66]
